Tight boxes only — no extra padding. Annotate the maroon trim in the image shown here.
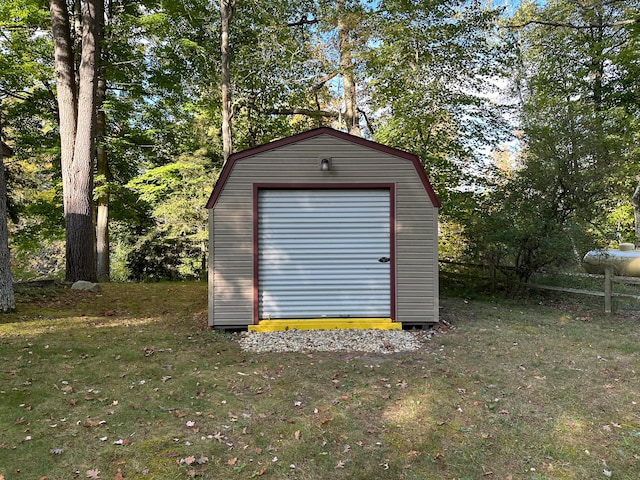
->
[253,184,397,324]
[389,184,397,323]
[205,127,440,209]
[254,182,395,190]
[252,184,260,325]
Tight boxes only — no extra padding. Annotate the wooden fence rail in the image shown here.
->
[439,260,640,313]
[526,266,640,314]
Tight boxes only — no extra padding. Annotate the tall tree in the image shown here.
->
[220,0,234,163]
[509,0,640,246]
[0,0,63,282]
[50,0,103,282]
[95,73,108,281]
[336,0,361,136]
[0,106,15,312]
[365,0,511,209]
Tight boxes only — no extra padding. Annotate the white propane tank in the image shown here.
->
[583,244,640,276]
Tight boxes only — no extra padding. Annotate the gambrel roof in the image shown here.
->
[206,127,440,209]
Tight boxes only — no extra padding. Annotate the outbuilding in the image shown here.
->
[206,128,440,331]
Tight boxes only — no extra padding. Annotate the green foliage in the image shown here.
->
[122,152,218,281]
[366,0,513,217]
[460,0,640,284]
[2,0,637,286]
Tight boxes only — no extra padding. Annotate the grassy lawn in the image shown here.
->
[1,283,640,479]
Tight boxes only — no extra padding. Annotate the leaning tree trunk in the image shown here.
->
[50,0,101,283]
[220,0,235,164]
[0,107,15,312]
[336,0,360,137]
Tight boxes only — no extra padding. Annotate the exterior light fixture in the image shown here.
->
[320,157,331,171]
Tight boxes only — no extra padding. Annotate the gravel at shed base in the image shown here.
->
[238,328,436,354]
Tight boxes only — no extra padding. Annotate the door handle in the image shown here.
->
[378,257,390,263]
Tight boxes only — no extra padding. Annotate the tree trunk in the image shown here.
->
[632,180,640,245]
[0,107,15,312]
[221,0,234,163]
[50,0,101,283]
[336,0,360,136]
[96,75,109,281]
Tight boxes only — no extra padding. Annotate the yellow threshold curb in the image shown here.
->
[248,318,401,332]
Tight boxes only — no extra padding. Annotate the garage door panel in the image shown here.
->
[258,189,390,319]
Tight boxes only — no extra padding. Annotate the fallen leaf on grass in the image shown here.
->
[294,430,301,440]
[83,418,106,428]
[113,469,125,480]
[252,467,267,477]
[335,460,346,468]
[86,469,100,479]
[227,457,238,466]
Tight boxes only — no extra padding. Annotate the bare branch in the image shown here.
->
[312,72,339,91]
[249,103,338,119]
[358,108,376,136]
[503,17,639,30]
[287,17,320,28]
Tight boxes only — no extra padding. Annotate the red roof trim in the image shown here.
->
[205,127,441,209]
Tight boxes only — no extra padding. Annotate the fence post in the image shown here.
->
[604,266,613,314]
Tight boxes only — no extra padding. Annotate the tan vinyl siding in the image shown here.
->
[209,133,439,327]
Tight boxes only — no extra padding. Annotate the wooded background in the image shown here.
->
[0,0,638,310]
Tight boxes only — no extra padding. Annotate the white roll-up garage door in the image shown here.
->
[258,189,391,319]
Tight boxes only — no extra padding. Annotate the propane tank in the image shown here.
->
[583,244,640,276]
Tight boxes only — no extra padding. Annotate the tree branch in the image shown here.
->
[0,88,30,101]
[503,17,639,30]
[312,72,339,91]
[249,104,338,119]
[358,108,375,135]
[287,17,320,28]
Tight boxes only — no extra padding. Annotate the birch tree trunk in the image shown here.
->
[221,0,234,163]
[0,108,15,312]
[50,0,101,282]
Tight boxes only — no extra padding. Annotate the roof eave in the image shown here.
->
[206,127,441,209]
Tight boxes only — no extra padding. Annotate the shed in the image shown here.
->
[206,128,440,331]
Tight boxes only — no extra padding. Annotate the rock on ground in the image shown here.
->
[71,280,102,292]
